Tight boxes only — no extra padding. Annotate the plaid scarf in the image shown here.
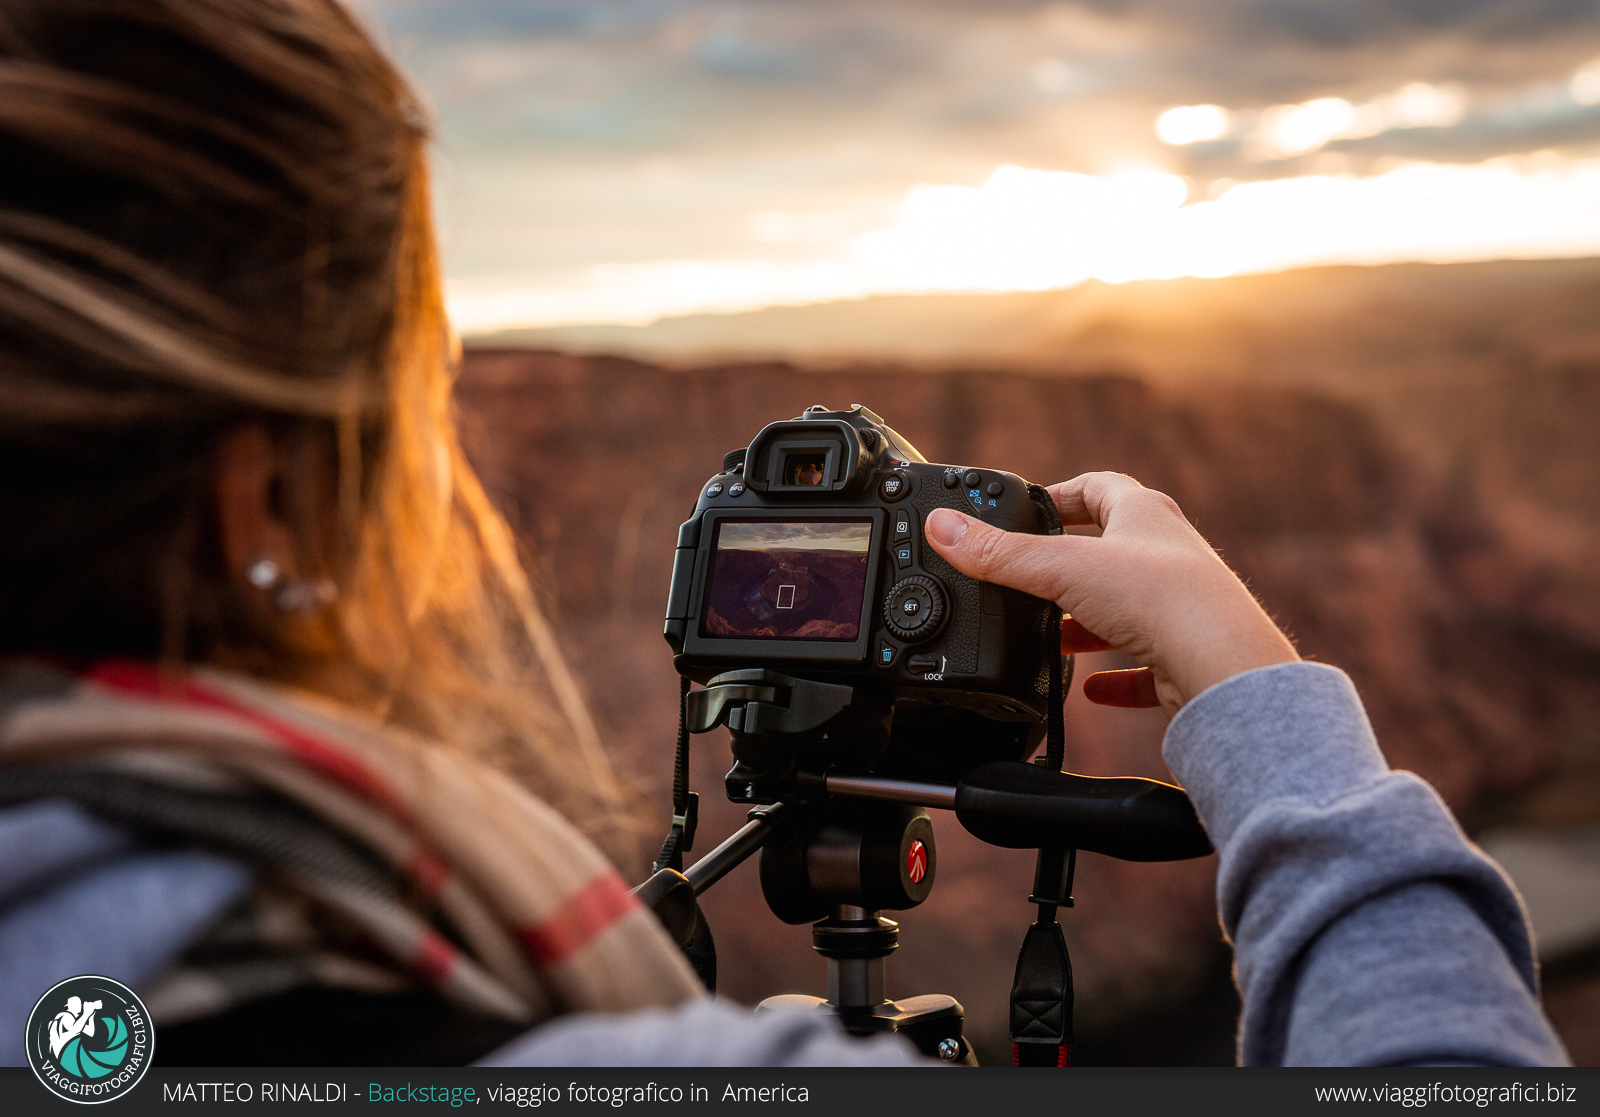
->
[0,659,704,1031]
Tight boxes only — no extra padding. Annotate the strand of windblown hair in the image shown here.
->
[0,239,371,417]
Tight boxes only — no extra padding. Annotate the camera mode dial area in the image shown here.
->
[883,575,948,642]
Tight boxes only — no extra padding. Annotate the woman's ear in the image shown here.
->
[213,425,304,605]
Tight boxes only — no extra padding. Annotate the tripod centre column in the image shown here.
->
[815,905,897,1009]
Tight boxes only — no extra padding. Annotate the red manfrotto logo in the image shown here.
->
[906,839,928,884]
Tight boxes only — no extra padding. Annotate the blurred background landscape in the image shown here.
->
[359,1,1600,1063]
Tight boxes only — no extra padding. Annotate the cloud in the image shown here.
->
[368,2,1600,155]
[356,2,1600,323]
[446,152,1600,331]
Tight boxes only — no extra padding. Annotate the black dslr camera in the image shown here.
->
[664,404,1062,784]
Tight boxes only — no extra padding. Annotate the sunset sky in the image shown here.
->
[355,1,1600,333]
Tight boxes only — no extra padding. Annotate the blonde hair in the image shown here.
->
[0,0,639,853]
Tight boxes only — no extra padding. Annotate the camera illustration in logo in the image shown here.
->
[25,976,154,1104]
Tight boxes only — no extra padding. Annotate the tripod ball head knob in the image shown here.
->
[761,801,937,925]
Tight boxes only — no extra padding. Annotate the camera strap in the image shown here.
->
[1011,486,1076,1067]
[654,675,699,873]
[646,677,717,991]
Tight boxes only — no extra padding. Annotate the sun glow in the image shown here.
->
[447,154,1600,334]
[1155,104,1231,145]
[1573,58,1600,107]
[1159,82,1470,160]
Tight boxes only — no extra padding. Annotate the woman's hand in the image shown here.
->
[923,472,1298,718]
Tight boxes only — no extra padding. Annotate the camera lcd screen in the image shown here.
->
[701,519,872,641]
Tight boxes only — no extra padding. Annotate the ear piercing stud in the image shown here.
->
[246,556,337,613]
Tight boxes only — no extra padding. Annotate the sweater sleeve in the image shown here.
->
[1163,661,1569,1066]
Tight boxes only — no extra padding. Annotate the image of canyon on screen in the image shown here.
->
[702,519,872,641]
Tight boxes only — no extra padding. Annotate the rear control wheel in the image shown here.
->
[883,576,948,642]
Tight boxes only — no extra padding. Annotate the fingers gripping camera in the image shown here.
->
[664,405,1062,774]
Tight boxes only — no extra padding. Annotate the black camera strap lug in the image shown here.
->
[1008,569,1077,1067]
[671,795,700,853]
[655,676,697,872]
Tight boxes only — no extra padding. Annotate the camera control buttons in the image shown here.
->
[705,482,724,497]
[942,470,960,489]
[963,471,981,487]
[879,472,911,501]
[877,641,898,667]
[728,482,746,497]
[883,575,947,641]
[894,542,914,569]
[908,653,943,675]
[893,510,913,541]
[986,481,1003,497]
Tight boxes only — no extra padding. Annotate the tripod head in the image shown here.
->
[638,668,1212,1065]
[688,668,1209,861]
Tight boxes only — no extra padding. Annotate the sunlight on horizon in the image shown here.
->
[446,151,1600,335]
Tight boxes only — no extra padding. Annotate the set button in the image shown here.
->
[883,575,947,641]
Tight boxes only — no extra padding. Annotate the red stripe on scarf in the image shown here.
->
[84,660,412,823]
[406,847,452,898]
[412,931,459,983]
[519,873,640,965]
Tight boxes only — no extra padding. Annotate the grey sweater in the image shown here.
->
[0,663,1570,1066]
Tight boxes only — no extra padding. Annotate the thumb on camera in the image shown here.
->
[924,508,1076,604]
